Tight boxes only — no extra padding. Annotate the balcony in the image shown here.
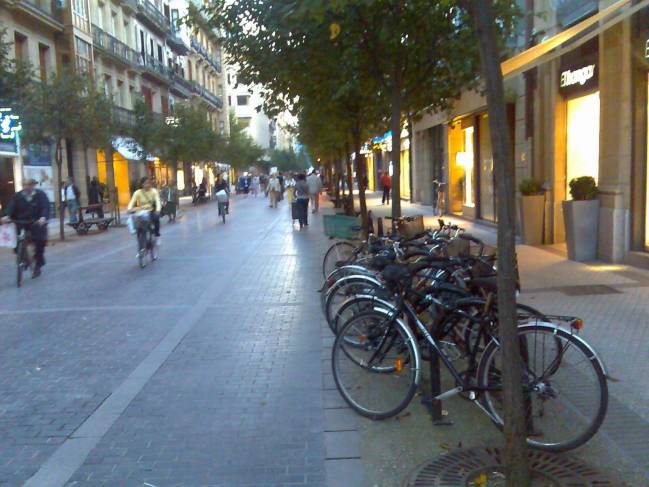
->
[120,0,137,13]
[141,54,172,84]
[135,0,171,35]
[92,25,142,69]
[167,29,189,55]
[113,106,137,131]
[189,81,223,109]
[4,0,64,31]
[170,71,193,99]
[190,37,222,74]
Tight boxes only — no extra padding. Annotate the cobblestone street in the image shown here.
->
[0,197,333,487]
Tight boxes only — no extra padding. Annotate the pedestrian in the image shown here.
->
[87,177,104,218]
[268,174,281,208]
[381,171,392,205]
[286,173,296,205]
[1,178,50,278]
[278,172,285,201]
[294,173,310,228]
[307,170,323,213]
[162,180,178,222]
[62,177,80,223]
[251,174,260,197]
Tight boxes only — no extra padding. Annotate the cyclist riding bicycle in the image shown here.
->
[214,174,230,213]
[0,178,50,278]
[127,177,162,238]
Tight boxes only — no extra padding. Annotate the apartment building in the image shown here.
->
[0,0,228,207]
[0,0,62,208]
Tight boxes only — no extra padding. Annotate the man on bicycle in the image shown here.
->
[214,174,229,213]
[127,177,162,238]
[0,178,50,277]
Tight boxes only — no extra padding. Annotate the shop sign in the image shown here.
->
[559,62,597,95]
[0,108,22,141]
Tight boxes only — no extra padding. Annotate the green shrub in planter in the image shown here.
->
[569,176,598,200]
[519,178,544,196]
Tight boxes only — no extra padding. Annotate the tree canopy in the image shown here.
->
[221,110,265,170]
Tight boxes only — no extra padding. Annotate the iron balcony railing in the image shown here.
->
[190,37,222,73]
[170,71,193,97]
[10,0,64,26]
[141,53,172,82]
[136,0,170,34]
[189,81,223,109]
[113,106,137,129]
[92,25,141,68]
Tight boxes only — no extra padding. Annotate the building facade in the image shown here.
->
[409,0,649,266]
[0,0,228,208]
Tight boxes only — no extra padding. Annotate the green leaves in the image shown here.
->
[222,110,264,169]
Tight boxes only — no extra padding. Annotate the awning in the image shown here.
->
[112,137,155,162]
[502,0,649,80]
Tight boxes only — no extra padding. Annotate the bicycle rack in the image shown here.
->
[421,343,453,426]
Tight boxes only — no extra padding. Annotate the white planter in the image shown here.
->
[562,199,600,261]
[519,195,545,245]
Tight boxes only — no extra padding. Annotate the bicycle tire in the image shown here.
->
[477,323,608,452]
[322,241,356,279]
[324,275,384,328]
[332,311,420,420]
[16,240,24,287]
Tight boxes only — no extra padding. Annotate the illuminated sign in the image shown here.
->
[560,65,596,88]
[0,108,22,141]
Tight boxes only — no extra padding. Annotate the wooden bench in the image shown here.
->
[67,204,114,235]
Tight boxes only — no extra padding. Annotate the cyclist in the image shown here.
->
[214,174,230,214]
[127,177,162,238]
[0,178,50,278]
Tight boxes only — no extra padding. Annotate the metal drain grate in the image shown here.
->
[402,447,616,487]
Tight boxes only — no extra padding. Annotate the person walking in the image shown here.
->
[251,174,260,197]
[278,172,285,201]
[294,173,310,228]
[286,173,296,205]
[307,170,323,213]
[61,177,80,223]
[1,178,50,278]
[268,174,281,208]
[381,171,392,205]
[87,177,104,218]
[161,181,178,222]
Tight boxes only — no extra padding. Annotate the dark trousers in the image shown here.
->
[296,198,309,225]
[382,186,391,204]
[151,211,160,236]
[33,239,46,267]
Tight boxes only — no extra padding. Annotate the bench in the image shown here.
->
[67,204,114,235]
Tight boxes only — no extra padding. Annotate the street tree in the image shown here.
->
[0,26,33,109]
[127,97,165,165]
[21,68,90,240]
[267,147,309,173]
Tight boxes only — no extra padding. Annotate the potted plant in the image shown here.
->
[518,178,545,245]
[562,176,599,261]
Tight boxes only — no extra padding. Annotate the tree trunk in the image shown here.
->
[469,2,530,486]
[352,126,368,235]
[83,144,90,205]
[345,141,355,213]
[390,83,402,231]
[56,139,65,241]
[334,155,342,207]
[407,115,414,203]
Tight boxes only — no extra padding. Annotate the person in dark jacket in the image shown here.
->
[87,177,104,218]
[1,178,50,277]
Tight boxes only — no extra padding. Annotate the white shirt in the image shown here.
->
[307,174,322,195]
[62,185,76,202]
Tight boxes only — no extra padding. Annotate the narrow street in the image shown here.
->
[0,197,332,487]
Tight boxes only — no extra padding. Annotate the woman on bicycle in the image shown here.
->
[127,177,162,237]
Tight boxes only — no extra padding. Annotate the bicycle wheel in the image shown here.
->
[477,323,608,452]
[324,276,384,328]
[332,311,420,419]
[323,241,356,279]
[16,240,24,287]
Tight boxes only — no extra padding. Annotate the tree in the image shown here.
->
[127,97,165,164]
[267,147,310,173]
[158,103,224,173]
[0,26,32,109]
[222,110,264,170]
[21,68,90,240]
[467,1,530,484]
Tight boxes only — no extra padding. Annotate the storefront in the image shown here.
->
[399,129,411,201]
[0,108,22,209]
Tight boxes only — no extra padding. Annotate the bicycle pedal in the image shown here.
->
[434,387,463,401]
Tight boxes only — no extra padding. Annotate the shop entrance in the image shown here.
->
[566,91,600,197]
[0,157,15,209]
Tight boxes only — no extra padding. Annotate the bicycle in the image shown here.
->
[132,211,158,268]
[331,263,608,453]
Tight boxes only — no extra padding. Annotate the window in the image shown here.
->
[72,0,86,17]
[238,117,251,128]
[228,95,231,106]
[14,32,27,64]
[237,95,249,106]
[75,36,92,73]
[111,11,118,36]
[171,9,179,32]
[117,80,125,107]
[140,30,145,57]
[149,38,154,57]
[103,74,113,98]
[219,120,225,134]
[157,45,163,62]
[38,43,50,82]
[161,95,169,115]
[187,60,192,81]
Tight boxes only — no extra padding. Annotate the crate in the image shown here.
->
[323,214,362,239]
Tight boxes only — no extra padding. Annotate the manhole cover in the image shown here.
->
[402,447,616,487]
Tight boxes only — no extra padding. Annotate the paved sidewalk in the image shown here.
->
[345,192,649,485]
[0,195,333,487]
